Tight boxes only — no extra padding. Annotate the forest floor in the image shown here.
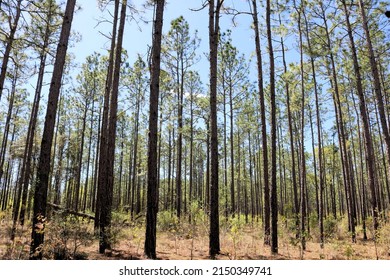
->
[1,210,390,260]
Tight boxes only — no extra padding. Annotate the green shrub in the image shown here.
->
[44,213,94,260]
[323,216,338,239]
[157,211,179,232]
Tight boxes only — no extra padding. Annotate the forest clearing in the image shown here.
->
[1,0,390,260]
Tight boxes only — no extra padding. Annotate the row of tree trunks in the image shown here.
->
[0,0,387,261]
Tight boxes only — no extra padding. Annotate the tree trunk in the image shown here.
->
[144,0,165,260]
[130,94,140,219]
[319,2,356,242]
[19,45,49,226]
[250,0,270,245]
[30,0,76,259]
[295,2,306,251]
[74,99,89,212]
[0,0,22,102]
[278,8,299,240]
[302,9,324,248]
[95,0,119,231]
[208,0,223,258]
[267,0,278,254]
[99,0,127,253]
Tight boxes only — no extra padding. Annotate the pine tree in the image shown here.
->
[145,0,165,260]
[30,0,76,259]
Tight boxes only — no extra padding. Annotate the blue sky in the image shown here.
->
[71,0,261,85]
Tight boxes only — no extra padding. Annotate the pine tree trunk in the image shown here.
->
[319,2,356,241]
[74,100,89,212]
[5,73,18,241]
[302,9,324,248]
[19,47,49,226]
[130,96,140,219]
[296,3,306,251]
[267,0,278,254]
[144,0,165,260]
[30,0,76,259]
[208,0,222,258]
[99,0,127,253]
[0,0,21,102]
[175,66,184,220]
[279,15,299,239]
[250,0,270,245]
[95,0,119,231]
[83,93,95,212]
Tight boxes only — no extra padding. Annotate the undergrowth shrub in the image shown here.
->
[109,212,131,249]
[227,216,245,259]
[157,211,179,232]
[44,213,94,260]
[375,215,390,257]
[189,202,208,236]
[323,216,338,239]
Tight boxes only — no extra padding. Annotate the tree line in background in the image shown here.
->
[0,0,389,259]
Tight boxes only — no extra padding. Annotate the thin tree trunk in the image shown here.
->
[302,9,324,248]
[279,14,300,240]
[250,0,270,245]
[229,83,235,217]
[74,100,89,212]
[130,96,140,219]
[83,93,95,212]
[92,105,102,212]
[266,0,278,254]
[320,2,356,241]
[0,0,22,102]
[295,2,307,251]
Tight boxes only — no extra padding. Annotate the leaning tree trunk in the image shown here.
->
[0,0,22,102]
[30,0,76,259]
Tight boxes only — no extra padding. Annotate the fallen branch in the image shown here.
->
[48,202,95,221]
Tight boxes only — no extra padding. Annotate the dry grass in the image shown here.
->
[1,210,390,260]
